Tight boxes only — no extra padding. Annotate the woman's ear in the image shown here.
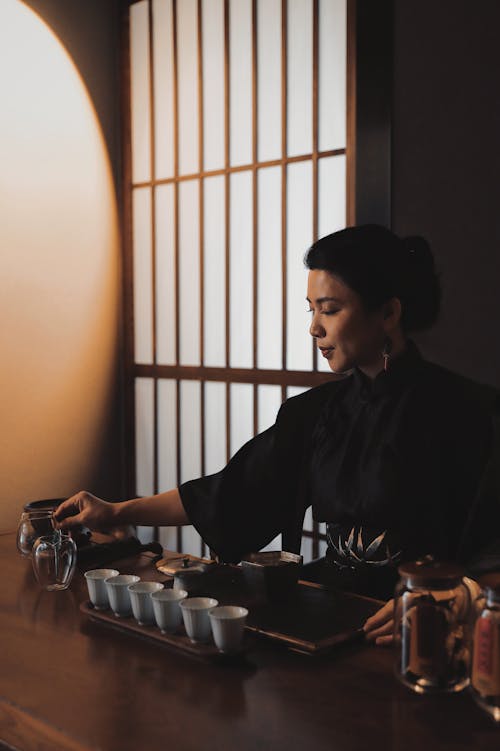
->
[381,297,402,331]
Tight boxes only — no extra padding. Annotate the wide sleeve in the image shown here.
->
[178,381,340,562]
[179,425,288,562]
[178,386,320,562]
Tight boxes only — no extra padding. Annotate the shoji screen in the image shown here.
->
[124,0,353,561]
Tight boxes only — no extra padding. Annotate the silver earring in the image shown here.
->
[382,336,392,371]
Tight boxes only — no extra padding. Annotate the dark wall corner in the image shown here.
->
[391,0,500,389]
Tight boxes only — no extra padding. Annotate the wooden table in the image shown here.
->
[0,531,498,751]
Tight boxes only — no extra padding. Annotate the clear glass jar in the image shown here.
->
[471,578,500,721]
[32,531,77,591]
[394,560,471,694]
[17,509,55,556]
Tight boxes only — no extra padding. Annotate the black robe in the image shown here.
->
[179,342,500,599]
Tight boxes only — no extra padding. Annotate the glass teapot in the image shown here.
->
[17,509,55,556]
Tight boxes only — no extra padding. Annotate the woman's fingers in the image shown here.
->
[363,599,395,646]
[53,495,82,522]
[54,491,101,530]
[374,634,393,647]
[56,513,85,531]
[364,618,394,642]
[363,599,394,632]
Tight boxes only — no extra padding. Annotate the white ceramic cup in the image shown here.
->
[180,597,218,643]
[128,581,164,625]
[84,568,119,610]
[151,588,188,633]
[105,574,140,617]
[209,606,248,653]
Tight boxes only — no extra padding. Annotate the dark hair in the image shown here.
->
[304,224,441,332]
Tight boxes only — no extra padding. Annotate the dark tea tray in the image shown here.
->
[154,562,383,655]
[245,581,383,655]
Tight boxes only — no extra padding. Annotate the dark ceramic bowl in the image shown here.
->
[23,498,65,513]
[241,551,303,600]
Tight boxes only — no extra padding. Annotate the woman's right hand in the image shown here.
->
[363,599,395,646]
[54,491,118,532]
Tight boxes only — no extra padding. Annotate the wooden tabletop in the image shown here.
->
[0,531,498,751]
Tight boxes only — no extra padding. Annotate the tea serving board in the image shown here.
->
[80,601,248,662]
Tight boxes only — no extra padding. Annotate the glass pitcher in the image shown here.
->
[32,531,77,591]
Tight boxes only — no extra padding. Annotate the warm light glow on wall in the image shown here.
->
[0,0,120,529]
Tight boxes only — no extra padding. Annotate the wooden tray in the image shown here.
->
[80,601,249,662]
[81,573,383,657]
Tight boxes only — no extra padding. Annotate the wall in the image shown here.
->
[0,0,124,532]
[392,0,500,389]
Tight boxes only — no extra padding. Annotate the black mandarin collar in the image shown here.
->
[352,339,424,401]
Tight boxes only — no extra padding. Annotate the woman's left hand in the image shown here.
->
[363,599,395,646]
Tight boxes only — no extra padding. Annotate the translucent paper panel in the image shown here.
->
[257,384,282,433]
[303,506,313,532]
[130,1,151,182]
[301,535,313,563]
[287,385,310,399]
[180,380,201,481]
[153,0,175,179]
[301,527,329,563]
[286,161,313,370]
[318,0,346,151]
[133,188,153,364]
[204,381,227,474]
[135,378,154,497]
[177,0,199,175]
[157,379,177,491]
[202,0,225,171]
[157,378,178,551]
[230,383,253,457]
[230,171,253,368]
[182,528,203,557]
[318,156,346,237]
[180,380,203,555]
[230,0,252,166]
[204,176,226,367]
[257,167,282,369]
[287,0,313,157]
[260,534,283,552]
[317,154,346,370]
[318,526,328,557]
[179,179,200,365]
[257,0,281,162]
[155,184,176,365]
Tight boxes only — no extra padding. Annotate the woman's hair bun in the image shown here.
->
[399,234,441,332]
[402,235,434,269]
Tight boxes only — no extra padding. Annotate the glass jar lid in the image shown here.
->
[398,559,464,588]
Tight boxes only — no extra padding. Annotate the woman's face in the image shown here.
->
[306,270,388,376]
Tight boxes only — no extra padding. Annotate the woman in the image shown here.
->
[55,225,500,645]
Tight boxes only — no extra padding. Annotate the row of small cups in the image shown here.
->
[84,568,248,653]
